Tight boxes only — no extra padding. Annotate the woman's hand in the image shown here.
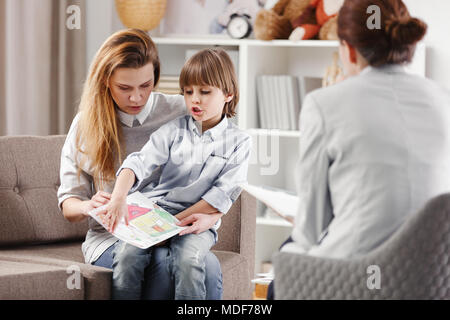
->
[81,191,111,216]
[98,196,129,233]
[176,212,223,236]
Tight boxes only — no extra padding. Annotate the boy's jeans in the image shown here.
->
[111,230,216,300]
[170,231,216,299]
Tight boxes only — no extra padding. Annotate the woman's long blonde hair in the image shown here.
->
[76,29,160,190]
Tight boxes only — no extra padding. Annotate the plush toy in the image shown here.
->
[254,0,311,40]
[289,0,344,41]
[319,15,338,40]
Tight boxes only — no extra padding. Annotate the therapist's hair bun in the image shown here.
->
[338,0,427,66]
[385,17,427,47]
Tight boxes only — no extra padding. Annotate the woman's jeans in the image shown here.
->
[92,238,223,300]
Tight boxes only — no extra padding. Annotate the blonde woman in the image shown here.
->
[57,29,223,299]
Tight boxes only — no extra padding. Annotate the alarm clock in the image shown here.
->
[226,14,252,39]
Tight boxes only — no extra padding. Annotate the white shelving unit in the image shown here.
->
[153,36,426,275]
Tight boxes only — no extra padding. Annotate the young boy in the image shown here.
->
[103,48,252,300]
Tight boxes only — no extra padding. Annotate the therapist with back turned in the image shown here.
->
[280,0,450,262]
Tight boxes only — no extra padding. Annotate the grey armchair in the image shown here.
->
[273,193,450,299]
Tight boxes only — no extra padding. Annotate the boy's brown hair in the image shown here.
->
[179,48,239,118]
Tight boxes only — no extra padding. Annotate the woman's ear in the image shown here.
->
[341,40,358,64]
[339,39,363,77]
[347,43,358,64]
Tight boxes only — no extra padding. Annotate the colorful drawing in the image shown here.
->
[130,211,177,237]
[88,191,186,249]
[127,204,150,221]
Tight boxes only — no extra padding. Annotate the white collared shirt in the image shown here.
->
[116,92,154,127]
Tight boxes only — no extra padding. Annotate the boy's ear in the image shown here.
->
[224,94,234,103]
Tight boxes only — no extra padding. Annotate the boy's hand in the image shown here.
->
[100,197,129,233]
[177,212,223,235]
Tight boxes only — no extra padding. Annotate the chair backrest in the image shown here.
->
[363,193,450,299]
[0,135,88,247]
[274,193,450,299]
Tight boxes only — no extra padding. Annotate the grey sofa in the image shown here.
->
[273,193,450,299]
[0,135,256,300]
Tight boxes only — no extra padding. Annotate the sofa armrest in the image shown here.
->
[212,190,257,299]
[237,190,257,276]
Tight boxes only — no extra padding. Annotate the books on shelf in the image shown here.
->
[299,76,323,104]
[256,75,322,131]
[286,76,300,131]
[256,76,267,129]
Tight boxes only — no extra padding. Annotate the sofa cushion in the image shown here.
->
[0,260,85,299]
[0,242,111,300]
[0,136,88,246]
[0,241,85,263]
[0,242,251,300]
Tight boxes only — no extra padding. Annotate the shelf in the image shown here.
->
[247,128,301,138]
[154,37,339,48]
[154,36,240,46]
[256,217,293,227]
[247,39,339,48]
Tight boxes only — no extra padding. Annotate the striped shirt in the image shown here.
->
[119,114,252,231]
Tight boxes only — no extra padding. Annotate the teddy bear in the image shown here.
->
[254,0,311,40]
[289,0,344,41]
[254,0,343,41]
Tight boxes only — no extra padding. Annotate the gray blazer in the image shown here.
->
[282,65,450,259]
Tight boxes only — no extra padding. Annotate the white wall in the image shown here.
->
[86,0,123,70]
[86,0,161,71]
[404,0,450,89]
